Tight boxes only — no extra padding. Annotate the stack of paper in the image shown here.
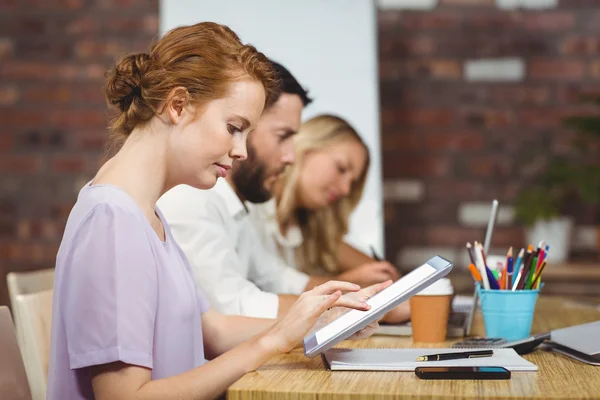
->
[322,348,538,371]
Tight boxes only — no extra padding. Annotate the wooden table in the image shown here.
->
[228,296,600,399]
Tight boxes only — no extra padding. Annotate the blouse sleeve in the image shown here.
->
[60,202,158,370]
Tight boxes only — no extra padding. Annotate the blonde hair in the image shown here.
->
[276,115,370,274]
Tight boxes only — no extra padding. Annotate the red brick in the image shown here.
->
[74,39,133,59]
[49,110,107,129]
[395,202,458,225]
[383,203,397,224]
[378,11,402,31]
[95,0,156,9]
[0,221,16,238]
[105,15,159,35]
[384,109,455,128]
[385,226,426,246]
[486,86,551,106]
[22,86,71,104]
[17,221,45,240]
[381,132,422,152]
[18,0,83,9]
[463,14,518,30]
[560,36,600,56]
[551,130,579,154]
[0,38,14,59]
[41,220,60,240]
[2,62,106,82]
[19,40,73,59]
[518,108,564,127]
[17,220,31,239]
[379,36,435,57]
[0,133,14,151]
[380,60,461,80]
[557,84,600,103]
[426,226,482,246]
[43,243,60,262]
[76,130,108,150]
[461,109,514,128]
[490,227,525,248]
[439,0,494,6]
[590,61,600,79]
[72,85,105,105]
[383,154,452,178]
[467,156,513,178]
[50,155,86,173]
[0,0,18,11]
[522,12,575,31]
[0,155,41,174]
[64,16,100,34]
[0,109,46,127]
[428,181,482,201]
[528,59,585,80]
[401,12,462,30]
[581,9,600,30]
[0,86,18,105]
[0,202,15,218]
[425,130,484,152]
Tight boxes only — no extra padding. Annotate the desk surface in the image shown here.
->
[228,296,600,399]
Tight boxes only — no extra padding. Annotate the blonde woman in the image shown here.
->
[251,114,410,323]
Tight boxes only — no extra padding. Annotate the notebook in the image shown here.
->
[322,348,538,372]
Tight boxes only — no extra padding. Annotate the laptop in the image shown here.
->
[376,200,499,338]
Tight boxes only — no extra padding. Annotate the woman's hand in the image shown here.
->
[338,262,400,287]
[262,280,393,355]
[262,280,375,354]
[317,280,392,340]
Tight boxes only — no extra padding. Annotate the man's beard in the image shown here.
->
[231,140,273,204]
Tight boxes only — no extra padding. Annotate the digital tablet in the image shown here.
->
[303,256,453,358]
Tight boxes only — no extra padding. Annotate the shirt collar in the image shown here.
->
[254,199,303,248]
[213,178,248,219]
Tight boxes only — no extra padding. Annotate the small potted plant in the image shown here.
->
[515,95,600,263]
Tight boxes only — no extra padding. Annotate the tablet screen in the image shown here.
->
[314,263,437,344]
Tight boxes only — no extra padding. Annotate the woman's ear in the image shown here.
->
[164,86,190,125]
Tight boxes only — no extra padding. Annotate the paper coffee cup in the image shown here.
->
[410,278,453,343]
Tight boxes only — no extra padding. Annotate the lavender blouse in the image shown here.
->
[46,183,209,399]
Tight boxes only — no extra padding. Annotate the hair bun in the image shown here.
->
[105,52,151,111]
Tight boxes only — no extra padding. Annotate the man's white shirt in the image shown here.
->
[157,179,310,318]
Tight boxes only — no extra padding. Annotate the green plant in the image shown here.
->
[515,96,600,226]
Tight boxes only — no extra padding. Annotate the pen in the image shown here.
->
[370,245,382,262]
[416,350,493,362]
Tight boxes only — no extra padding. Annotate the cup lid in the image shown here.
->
[415,278,454,296]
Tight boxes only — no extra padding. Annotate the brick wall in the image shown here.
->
[379,0,600,269]
[0,0,159,306]
[1,0,599,306]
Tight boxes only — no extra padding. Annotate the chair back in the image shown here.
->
[0,305,32,400]
[11,290,53,400]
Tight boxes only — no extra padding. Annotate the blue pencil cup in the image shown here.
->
[477,285,541,341]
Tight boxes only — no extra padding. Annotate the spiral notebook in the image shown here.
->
[322,348,538,371]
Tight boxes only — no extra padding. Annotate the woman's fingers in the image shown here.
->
[332,295,371,311]
[361,280,393,298]
[311,280,360,295]
[315,290,342,314]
